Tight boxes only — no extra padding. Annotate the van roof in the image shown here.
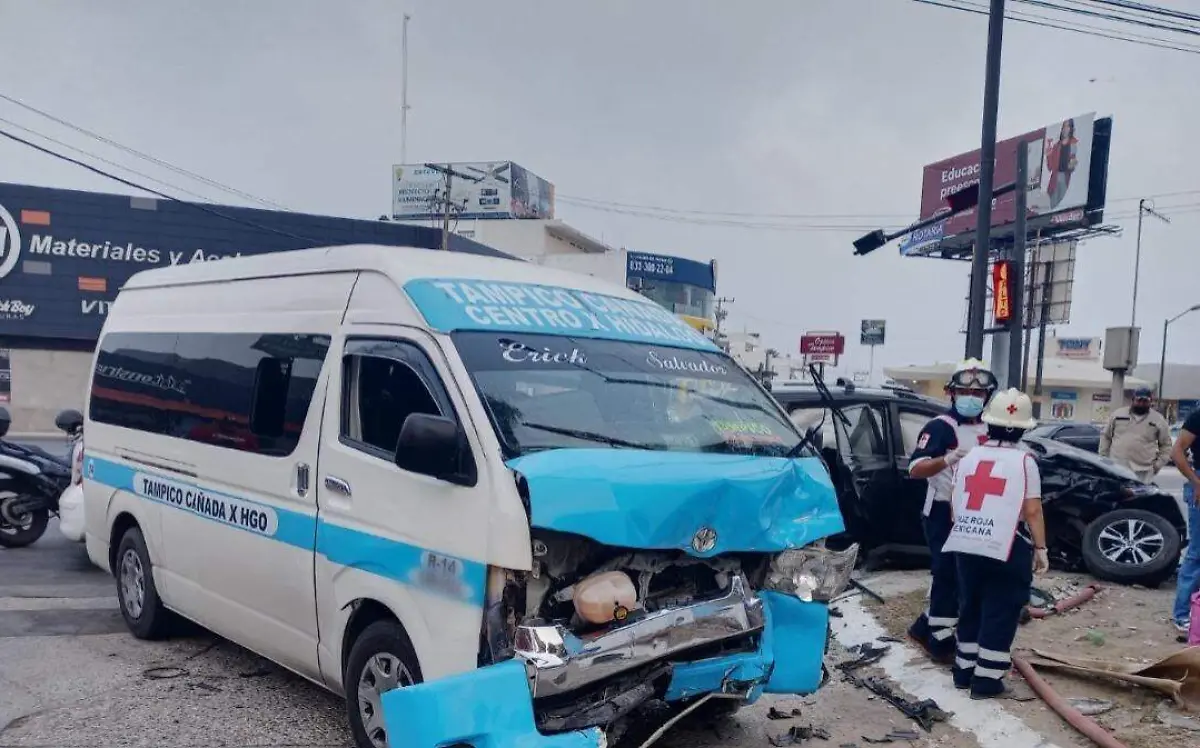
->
[123,243,642,301]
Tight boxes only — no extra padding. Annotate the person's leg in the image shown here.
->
[953,554,983,689]
[924,502,959,657]
[971,542,1034,698]
[909,502,957,660]
[1172,484,1200,627]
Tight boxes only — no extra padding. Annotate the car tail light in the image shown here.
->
[71,440,84,485]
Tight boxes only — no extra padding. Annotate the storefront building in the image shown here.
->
[623,251,717,335]
[0,182,506,432]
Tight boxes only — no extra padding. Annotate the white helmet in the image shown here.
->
[947,358,998,394]
[982,388,1037,430]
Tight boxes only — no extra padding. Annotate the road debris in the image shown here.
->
[1066,697,1116,716]
[1027,647,1200,709]
[861,729,921,743]
[1076,629,1106,646]
[143,666,187,680]
[849,578,885,604]
[1156,704,1200,732]
[838,671,951,731]
[767,724,832,745]
[768,707,804,720]
[1012,654,1132,748]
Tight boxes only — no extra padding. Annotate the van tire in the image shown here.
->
[115,527,173,640]
[345,620,423,748]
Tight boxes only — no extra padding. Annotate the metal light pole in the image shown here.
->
[400,13,412,165]
[965,0,1007,359]
[1007,139,1029,388]
[1131,199,1171,328]
[1157,304,1200,411]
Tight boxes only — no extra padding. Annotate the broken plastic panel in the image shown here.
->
[765,542,859,602]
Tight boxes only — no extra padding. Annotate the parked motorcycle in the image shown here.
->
[0,406,84,548]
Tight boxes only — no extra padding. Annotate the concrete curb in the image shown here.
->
[9,433,69,440]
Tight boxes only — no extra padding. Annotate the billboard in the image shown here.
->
[624,251,716,293]
[392,161,555,221]
[911,113,1111,255]
[800,332,844,364]
[0,182,509,345]
[860,319,886,346]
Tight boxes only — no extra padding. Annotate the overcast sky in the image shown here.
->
[3,0,1199,375]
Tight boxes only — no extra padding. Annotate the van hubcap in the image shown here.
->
[120,549,146,618]
[357,653,413,748]
[1097,519,1164,565]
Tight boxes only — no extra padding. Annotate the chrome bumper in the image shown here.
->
[513,575,765,698]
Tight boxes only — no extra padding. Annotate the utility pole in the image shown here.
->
[422,163,480,251]
[713,296,734,349]
[965,0,1007,360]
[400,13,411,165]
[1006,139,1029,389]
[1130,198,1170,328]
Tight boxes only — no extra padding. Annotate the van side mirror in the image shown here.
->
[55,409,84,436]
[394,413,476,486]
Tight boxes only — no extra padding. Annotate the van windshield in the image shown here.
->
[451,331,806,459]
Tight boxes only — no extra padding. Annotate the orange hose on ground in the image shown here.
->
[1012,655,1128,748]
[1027,584,1101,619]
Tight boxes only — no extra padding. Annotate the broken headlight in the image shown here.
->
[763,542,859,602]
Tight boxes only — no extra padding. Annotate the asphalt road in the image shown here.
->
[0,521,993,748]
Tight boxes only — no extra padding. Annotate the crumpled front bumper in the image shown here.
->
[381,659,606,747]
[380,591,829,747]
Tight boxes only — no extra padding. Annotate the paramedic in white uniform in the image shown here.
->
[943,388,1049,698]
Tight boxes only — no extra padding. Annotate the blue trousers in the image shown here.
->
[952,541,1033,696]
[908,501,958,657]
[1172,484,1200,625]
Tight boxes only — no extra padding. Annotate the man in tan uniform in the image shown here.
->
[1100,387,1172,483]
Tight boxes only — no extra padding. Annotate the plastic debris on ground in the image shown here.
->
[767,723,832,745]
[768,707,804,720]
[1067,697,1116,716]
[861,729,921,743]
[834,643,951,731]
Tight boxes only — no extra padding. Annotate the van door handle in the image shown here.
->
[324,476,352,497]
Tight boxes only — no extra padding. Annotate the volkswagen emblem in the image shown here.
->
[691,527,718,553]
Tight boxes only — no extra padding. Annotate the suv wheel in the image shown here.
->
[1081,508,1181,586]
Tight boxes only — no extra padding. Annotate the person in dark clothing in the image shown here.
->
[906,359,997,662]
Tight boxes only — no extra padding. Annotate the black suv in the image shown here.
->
[771,381,1187,587]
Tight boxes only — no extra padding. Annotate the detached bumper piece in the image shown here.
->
[380,659,605,748]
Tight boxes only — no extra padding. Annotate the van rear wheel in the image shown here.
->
[115,527,173,639]
[345,620,423,748]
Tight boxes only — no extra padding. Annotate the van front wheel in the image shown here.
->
[345,620,423,748]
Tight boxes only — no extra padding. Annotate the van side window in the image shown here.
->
[340,339,455,460]
[89,331,330,457]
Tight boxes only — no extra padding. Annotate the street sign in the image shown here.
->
[800,332,844,367]
[860,320,886,346]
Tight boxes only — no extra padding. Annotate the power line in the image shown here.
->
[0,90,291,211]
[1014,0,1200,36]
[1087,0,1200,24]
[911,0,1200,53]
[0,115,225,203]
[0,125,322,244]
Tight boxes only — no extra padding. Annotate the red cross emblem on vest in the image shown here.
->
[964,460,1007,511]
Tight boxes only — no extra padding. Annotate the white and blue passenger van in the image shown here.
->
[81,244,855,748]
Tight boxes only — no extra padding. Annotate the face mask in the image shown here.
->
[954,395,986,418]
[1131,404,1150,415]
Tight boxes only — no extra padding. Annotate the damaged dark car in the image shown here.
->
[774,381,1187,587]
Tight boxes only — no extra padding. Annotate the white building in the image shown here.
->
[884,335,1154,424]
[723,330,806,382]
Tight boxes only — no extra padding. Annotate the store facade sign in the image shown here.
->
[800,332,844,367]
[391,161,555,221]
[992,261,1012,322]
[1055,336,1100,359]
[0,182,507,344]
[1050,390,1077,420]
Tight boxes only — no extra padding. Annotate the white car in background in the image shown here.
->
[57,436,85,542]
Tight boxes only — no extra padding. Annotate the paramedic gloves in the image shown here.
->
[1033,548,1050,575]
[944,447,971,467]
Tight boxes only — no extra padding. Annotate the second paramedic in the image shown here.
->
[943,388,1049,698]
[906,359,998,661]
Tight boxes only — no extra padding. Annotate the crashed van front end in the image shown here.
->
[384,450,854,747]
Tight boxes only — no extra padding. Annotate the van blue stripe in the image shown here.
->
[85,456,486,607]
